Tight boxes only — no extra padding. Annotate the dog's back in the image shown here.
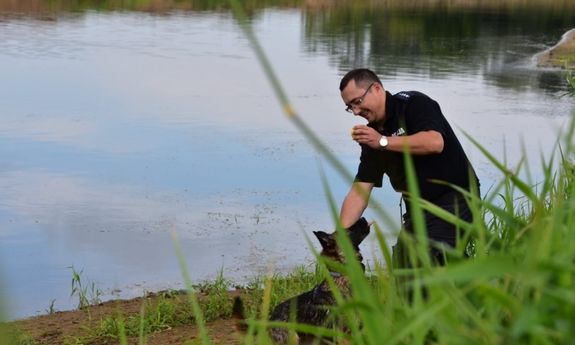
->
[269,218,370,344]
[234,218,371,344]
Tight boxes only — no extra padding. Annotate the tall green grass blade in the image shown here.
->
[253,271,276,345]
[170,231,212,345]
[318,161,344,225]
[373,222,394,272]
[464,132,540,206]
[228,0,397,233]
[0,264,8,342]
[228,0,347,180]
[315,168,370,343]
[421,256,518,285]
[332,227,381,345]
[228,2,575,344]
[401,150,430,269]
[399,133,430,313]
[386,295,448,345]
[117,316,128,345]
[138,302,146,345]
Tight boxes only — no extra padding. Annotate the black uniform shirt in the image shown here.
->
[354,91,479,202]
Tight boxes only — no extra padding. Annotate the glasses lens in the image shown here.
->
[345,83,373,113]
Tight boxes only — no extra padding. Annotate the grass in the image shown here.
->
[566,69,575,94]
[239,264,323,319]
[4,146,575,345]
[0,325,36,345]
[64,269,234,344]
[3,2,575,344]
[224,2,575,344]
[3,264,327,345]
[69,266,102,310]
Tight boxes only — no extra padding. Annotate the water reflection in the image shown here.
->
[0,2,573,320]
[302,6,575,93]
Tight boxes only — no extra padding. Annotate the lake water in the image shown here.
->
[1,3,573,320]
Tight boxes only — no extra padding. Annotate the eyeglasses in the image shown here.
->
[345,83,374,113]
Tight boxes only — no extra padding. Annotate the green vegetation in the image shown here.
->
[4,142,575,344]
[2,1,575,344]
[567,69,575,92]
[0,0,305,14]
[227,1,575,343]
[2,0,575,13]
[3,265,321,345]
[0,329,37,345]
[3,0,574,92]
[239,264,323,319]
[69,266,103,310]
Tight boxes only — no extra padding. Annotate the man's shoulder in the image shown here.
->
[393,90,429,103]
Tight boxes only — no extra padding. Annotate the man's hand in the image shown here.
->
[351,125,382,149]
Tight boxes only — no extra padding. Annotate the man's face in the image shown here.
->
[340,80,385,124]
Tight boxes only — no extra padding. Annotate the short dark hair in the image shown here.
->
[339,68,382,91]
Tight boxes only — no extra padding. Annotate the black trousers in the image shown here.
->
[392,190,474,268]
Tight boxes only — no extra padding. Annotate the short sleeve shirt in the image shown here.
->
[354,91,478,201]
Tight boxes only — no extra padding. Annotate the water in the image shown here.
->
[0,3,573,320]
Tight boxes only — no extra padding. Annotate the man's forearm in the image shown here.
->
[340,183,371,228]
[386,130,443,155]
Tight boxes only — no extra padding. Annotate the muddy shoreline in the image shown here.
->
[4,289,244,345]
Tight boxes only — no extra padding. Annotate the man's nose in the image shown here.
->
[352,107,362,116]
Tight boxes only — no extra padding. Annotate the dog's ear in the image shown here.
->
[346,217,370,246]
[313,231,335,249]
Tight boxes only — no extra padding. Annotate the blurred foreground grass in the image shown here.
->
[2,109,575,345]
[2,0,575,343]
[225,0,575,343]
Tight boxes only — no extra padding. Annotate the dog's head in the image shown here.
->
[313,217,370,271]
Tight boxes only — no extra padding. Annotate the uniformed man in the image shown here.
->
[338,68,480,266]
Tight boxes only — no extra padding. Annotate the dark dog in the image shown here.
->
[233,218,371,344]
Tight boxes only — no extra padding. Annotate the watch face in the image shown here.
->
[379,136,388,147]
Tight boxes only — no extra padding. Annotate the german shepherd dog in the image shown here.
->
[233,217,371,344]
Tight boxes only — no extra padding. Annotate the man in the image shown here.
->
[339,68,479,265]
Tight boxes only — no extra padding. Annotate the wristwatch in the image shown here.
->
[379,135,388,149]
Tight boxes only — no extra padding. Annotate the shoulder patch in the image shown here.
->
[397,92,411,99]
[395,91,414,101]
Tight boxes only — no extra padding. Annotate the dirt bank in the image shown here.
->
[535,28,575,68]
[5,291,243,345]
